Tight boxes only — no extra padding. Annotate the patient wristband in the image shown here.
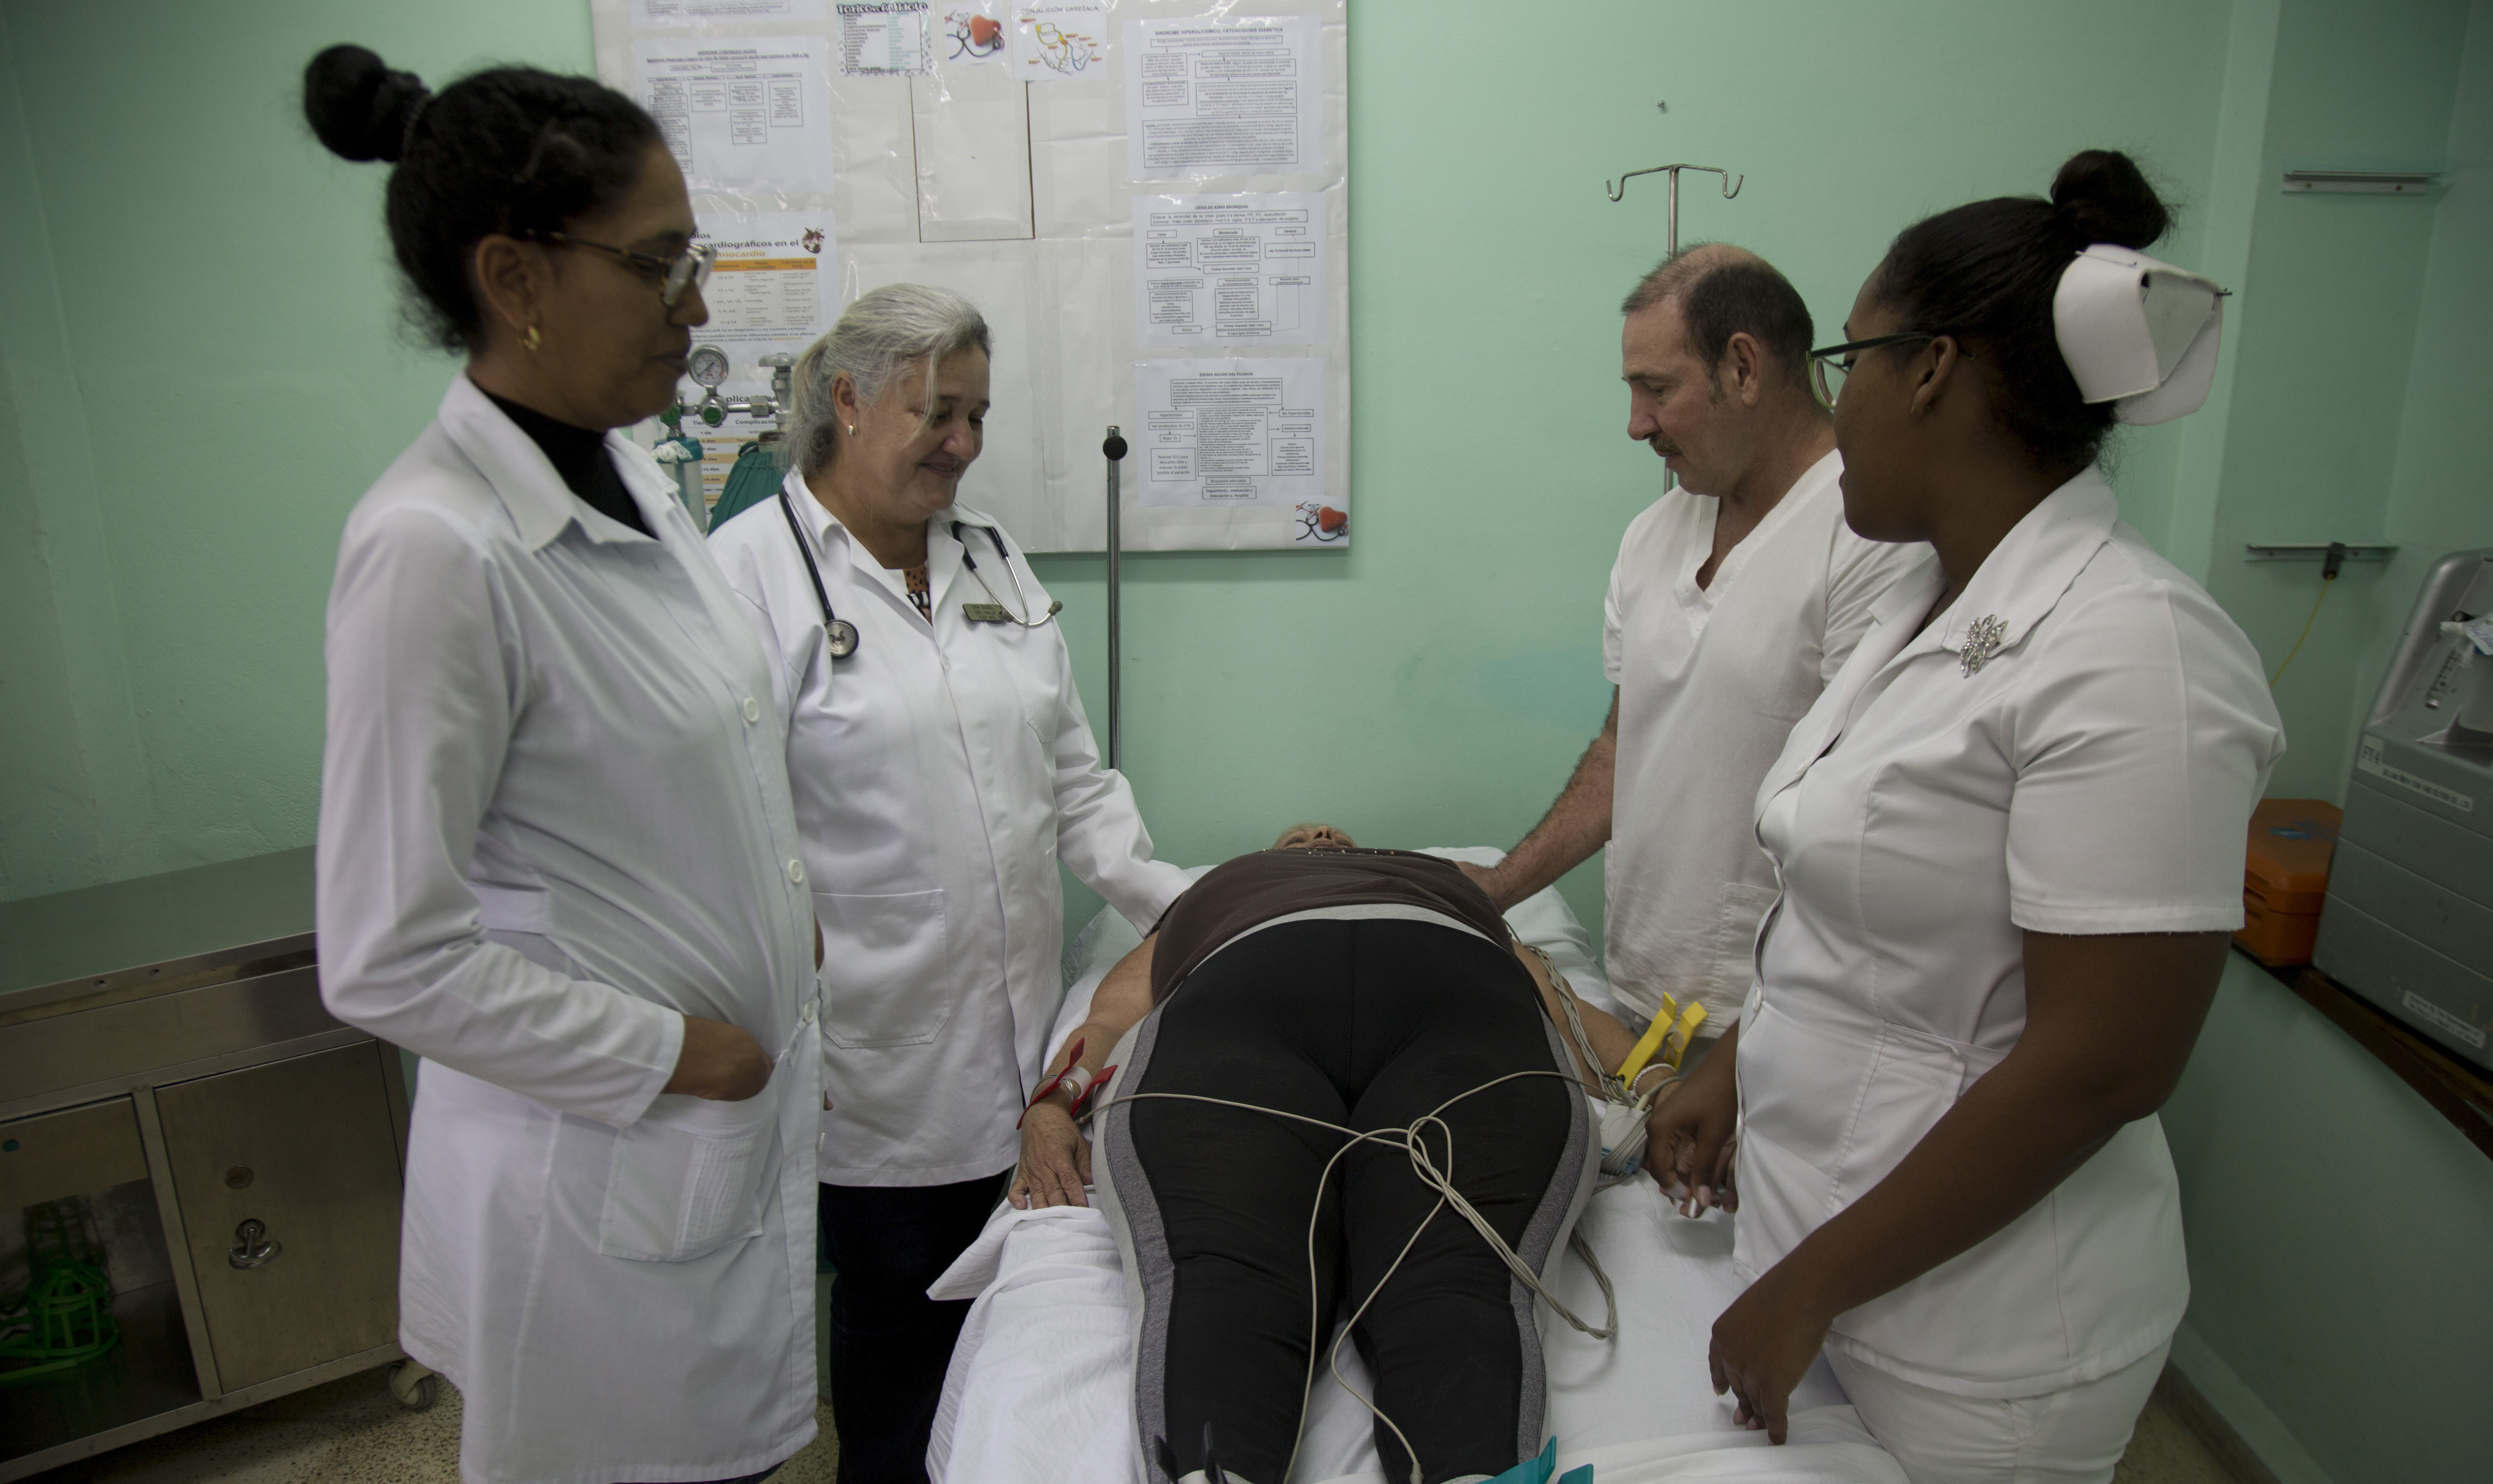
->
[1018,1039,1117,1126]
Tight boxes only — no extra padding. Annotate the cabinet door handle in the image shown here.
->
[228,1218,282,1269]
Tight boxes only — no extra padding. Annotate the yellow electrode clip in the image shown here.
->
[1616,996,1708,1084]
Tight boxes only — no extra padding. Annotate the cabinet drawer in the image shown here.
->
[0,1098,147,1211]
[0,966,339,1104]
[156,1044,402,1392]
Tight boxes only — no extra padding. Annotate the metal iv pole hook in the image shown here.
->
[1604,163,1743,204]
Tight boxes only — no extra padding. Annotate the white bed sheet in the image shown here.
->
[927,1177,1903,1484]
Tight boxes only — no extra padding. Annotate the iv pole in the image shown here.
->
[1605,162,1742,490]
[1102,425,1127,771]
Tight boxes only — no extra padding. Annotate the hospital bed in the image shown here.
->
[926,850,1907,1484]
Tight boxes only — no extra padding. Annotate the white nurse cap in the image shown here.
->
[2052,245,2227,425]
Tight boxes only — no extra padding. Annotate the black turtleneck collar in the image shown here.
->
[483,390,652,538]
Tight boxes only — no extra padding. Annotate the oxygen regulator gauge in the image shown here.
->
[686,344,732,390]
[683,344,735,427]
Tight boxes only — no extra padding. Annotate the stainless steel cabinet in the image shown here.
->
[0,850,413,1481]
[157,1045,404,1393]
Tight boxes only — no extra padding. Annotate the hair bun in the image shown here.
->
[2049,149,2169,251]
[303,45,430,164]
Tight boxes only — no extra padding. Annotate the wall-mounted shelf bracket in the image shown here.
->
[2280,169,2442,194]
[2244,543,2397,563]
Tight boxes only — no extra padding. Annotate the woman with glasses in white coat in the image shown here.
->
[1648,150,2284,1484]
[707,285,1188,1484]
[308,46,821,1484]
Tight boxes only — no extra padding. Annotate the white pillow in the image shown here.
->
[1045,849,1622,1066]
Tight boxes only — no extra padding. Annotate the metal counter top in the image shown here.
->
[0,849,315,1016]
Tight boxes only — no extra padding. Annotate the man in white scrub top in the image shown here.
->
[1470,246,1924,1040]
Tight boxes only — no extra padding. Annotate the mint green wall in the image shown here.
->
[0,0,596,895]
[2200,0,2478,802]
[2370,0,2493,708]
[0,18,158,898]
[2154,8,2493,1484]
[2164,957,2493,1484]
[6,4,2493,1480]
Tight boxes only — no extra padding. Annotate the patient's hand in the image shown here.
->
[1010,1101,1093,1209]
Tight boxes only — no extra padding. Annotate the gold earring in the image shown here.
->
[522,323,542,353]
[846,423,857,436]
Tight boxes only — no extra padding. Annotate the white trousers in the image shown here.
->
[1828,1339,2170,1484]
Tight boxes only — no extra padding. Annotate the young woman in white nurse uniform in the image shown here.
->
[308,47,820,1484]
[1646,150,2284,1484]
[705,286,1189,1483]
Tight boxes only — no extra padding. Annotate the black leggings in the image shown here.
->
[1095,919,1591,1484]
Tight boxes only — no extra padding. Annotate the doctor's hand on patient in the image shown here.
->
[662,1015,773,1101]
[1010,1101,1091,1209]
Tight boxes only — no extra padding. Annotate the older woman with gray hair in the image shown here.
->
[708,283,1188,1483]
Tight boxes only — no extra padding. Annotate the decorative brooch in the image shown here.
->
[1961,615,2008,677]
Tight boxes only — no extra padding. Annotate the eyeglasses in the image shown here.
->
[1807,332,1968,407]
[529,232,716,308]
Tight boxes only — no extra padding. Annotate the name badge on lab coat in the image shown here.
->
[962,603,1010,623]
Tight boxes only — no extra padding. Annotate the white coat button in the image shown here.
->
[743,697,761,723]
[787,858,806,884]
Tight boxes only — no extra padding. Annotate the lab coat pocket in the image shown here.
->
[597,1082,782,1263]
[815,888,952,1048]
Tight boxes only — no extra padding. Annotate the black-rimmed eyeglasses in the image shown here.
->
[1808,332,1969,407]
[529,232,717,308]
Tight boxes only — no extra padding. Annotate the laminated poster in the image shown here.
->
[1136,357,1326,517]
[1135,192,1326,350]
[1126,15,1322,181]
[633,35,837,197]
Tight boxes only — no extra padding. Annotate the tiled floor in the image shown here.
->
[2113,1392,2241,1484]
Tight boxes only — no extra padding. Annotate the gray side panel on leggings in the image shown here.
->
[1093,1011,1175,1475]
[1508,1011,1599,1461]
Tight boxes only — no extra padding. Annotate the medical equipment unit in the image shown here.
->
[2312,549,2493,1072]
[660,344,797,532]
[0,849,421,1480]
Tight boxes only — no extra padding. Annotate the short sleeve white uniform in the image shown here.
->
[1602,451,1927,1028]
[708,473,1189,1186]
[1737,469,2285,1399]
[317,377,823,1484]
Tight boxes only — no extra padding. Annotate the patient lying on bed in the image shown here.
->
[1012,824,1661,1484]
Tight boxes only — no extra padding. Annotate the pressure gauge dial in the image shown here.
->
[686,344,732,389]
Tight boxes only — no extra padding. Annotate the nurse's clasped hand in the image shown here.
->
[1643,1020,1740,1219]
[663,1015,774,1100]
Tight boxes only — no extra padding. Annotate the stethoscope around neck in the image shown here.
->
[773,486,1059,660]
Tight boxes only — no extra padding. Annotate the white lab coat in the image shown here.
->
[709,472,1188,1186]
[317,376,822,1484]
[1736,469,2283,1397]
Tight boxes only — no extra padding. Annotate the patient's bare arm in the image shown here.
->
[1012,932,1157,1210]
[1511,942,1652,1098]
